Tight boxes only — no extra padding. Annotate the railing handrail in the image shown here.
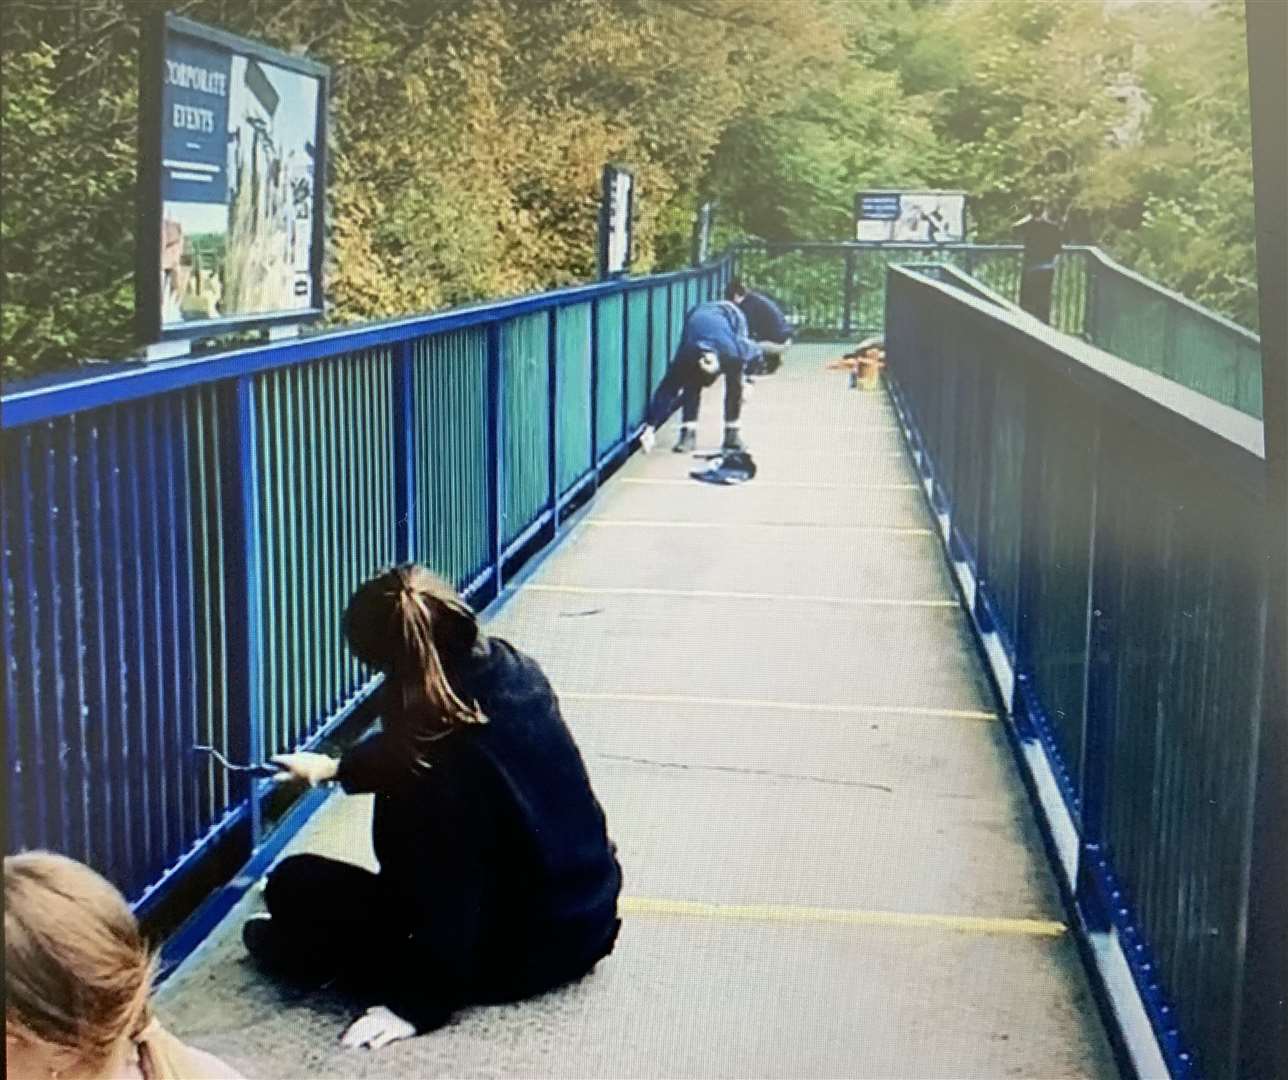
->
[1,258,729,429]
[1079,245,1262,346]
[900,262,1026,313]
[733,239,1025,253]
[887,265,1265,487]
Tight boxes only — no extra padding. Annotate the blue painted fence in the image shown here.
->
[1,256,732,917]
[885,264,1273,1080]
[734,241,1262,418]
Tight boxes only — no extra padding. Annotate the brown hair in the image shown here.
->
[4,852,202,1080]
[343,564,487,743]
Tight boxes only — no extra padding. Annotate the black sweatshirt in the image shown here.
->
[335,636,622,1032]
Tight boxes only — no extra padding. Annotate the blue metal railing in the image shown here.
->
[1,255,734,918]
[732,241,1262,418]
[884,264,1271,1080]
[730,241,1088,338]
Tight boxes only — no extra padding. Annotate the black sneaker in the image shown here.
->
[673,428,697,453]
[721,428,746,452]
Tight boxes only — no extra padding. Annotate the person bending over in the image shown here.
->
[245,565,623,1050]
[726,279,792,375]
[639,299,761,455]
[5,852,245,1079]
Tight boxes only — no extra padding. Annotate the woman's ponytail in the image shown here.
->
[343,565,487,747]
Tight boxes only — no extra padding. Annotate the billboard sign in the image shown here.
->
[598,164,635,279]
[138,13,329,343]
[855,190,967,243]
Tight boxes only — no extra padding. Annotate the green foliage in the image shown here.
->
[0,0,1261,379]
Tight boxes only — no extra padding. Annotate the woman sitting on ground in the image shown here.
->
[5,851,244,1080]
[247,564,623,1050]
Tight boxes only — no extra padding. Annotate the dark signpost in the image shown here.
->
[598,163,635,280]
[691,200,716,267]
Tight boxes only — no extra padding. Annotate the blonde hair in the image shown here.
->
[4,852,202,1080]
[343,564,488,742]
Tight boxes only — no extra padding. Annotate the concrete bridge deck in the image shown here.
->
[157,344,1117,1079]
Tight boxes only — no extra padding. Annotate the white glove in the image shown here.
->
[639,425,656,454]
[271,751,339,787]
[341,1005,416,1050]
[698,351,719,376]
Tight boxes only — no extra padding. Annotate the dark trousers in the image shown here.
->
[646,352,743,428]
[262,853,618,1004]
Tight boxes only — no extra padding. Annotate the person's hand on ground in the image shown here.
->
[639,425,656,454]
[340,1006,416,1050]
[271,752,339,787]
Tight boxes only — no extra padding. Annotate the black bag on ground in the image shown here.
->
[690,450,757,485]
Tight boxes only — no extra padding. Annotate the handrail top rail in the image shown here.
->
[1079,246,1262,346]
[902,262,1024,314]
[888,265,1265,486]
[1,258,728,429]
[733,239,1025,253]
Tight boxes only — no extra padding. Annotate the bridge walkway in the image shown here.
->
[157,343,1117,1079]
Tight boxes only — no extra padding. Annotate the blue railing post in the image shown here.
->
[486,322,504,600]
[589,297,600,483]
[1011,364,1042,742]
[219,377,264,847]
[645,286,655,404]
[621,286,632,440]
[392,340,415,563]
[547,308,560,537]
[1076,420,1112,933]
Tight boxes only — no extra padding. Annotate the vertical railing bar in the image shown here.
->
[206,391,231,813]
[38,422,73,857]
[125,408,155,882]
[548,307,560,532]
[17,432,48,851]
[174,401,196,851]
[589,299,599,486]
[1076,417,1112,932]
[300,366,318,740]
[1,441,26,852]
[62,417,93,863]
[191,397,216,832]
[621,289,632,440]
[223,376,265,846]
[80,418,112,864]
[393,339,416,567]
[320,363,340,715]
[144,399,174,868]
[487,321,504,597]
[315,361,334,714]
[267,372,287,755]
[161,399,189,854]
[278,370,297,751]
[104,413,137,877]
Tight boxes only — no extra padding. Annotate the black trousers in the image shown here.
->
[263,853,618,1005]
[646,351,743,428]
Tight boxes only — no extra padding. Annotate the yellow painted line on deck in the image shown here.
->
[524,583,958,609]
[583,519,934,535]
[619,896,1066,938]
[563,691,998,724]
[619,478,918,491]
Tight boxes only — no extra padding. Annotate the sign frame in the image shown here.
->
[136,11,330,345]
[854,189,968,244]
[598,163,635,280]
